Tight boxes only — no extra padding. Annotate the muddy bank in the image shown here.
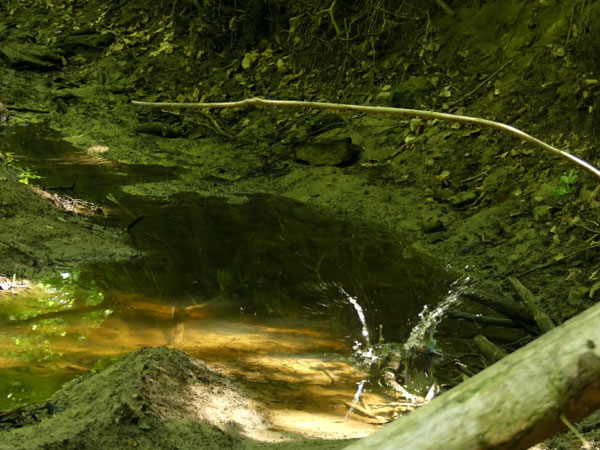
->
[0,347,349,450]
[0,161,137,278]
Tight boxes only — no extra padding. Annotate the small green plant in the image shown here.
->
[18,169,41,185]
[216,269,233,292]
[1,153,41,184]
[553,169,578,196]
[0,151,15,166]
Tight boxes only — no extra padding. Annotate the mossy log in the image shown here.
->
[344,301,600,450]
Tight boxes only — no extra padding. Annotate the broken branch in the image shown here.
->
[131,97,600,180]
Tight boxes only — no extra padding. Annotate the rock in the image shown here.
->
[294,137,359,166]
[0,42,63,70]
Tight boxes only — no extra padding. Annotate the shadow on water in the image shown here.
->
[0,124,458,436]
[1,123,181,205]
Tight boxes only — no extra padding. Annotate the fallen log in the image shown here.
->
[344,301,600,450]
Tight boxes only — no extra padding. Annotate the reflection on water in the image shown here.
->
[0,125,457,437]
[0,279,392,437]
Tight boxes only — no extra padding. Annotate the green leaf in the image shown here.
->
[553,186,568,196]
[562,170,578,186]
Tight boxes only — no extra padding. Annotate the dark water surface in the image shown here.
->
[0,125,456,434]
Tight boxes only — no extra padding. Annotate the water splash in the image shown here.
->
[334,286,377,419]
[346,378,367,420]
[335,286,375,362]
[403,276,471,354]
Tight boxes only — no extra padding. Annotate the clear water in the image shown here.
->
[0,125,457,435]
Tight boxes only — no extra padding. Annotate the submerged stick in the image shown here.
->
[131,97,600,180]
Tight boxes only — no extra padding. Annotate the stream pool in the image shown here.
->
[0,124,457,437]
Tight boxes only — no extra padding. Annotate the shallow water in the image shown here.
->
[0,125,456,436]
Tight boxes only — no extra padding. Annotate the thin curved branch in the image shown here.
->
[131,97,600,180]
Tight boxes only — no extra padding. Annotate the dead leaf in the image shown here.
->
[439,87,452,98]
[436,170,450,181]
[410,118,423,134]
[276,58,286,73]
[551,46,565,57]
[149,40,174,58]
[242,51,259,70]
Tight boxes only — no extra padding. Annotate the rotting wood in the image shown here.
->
[508,276,555,332]
[131,97,600,180]
[343,300,600,450]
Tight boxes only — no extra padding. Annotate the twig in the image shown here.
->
[445,310,520,328]
[0,239,38,261]
[126,215,144,231]
[1,305,99,326]
[46,183,76,191]
[434,0,455,16]
[571,219,600,235]
[461,164,495,183]
[199,111,233,139]
[508,276,555,332]
[324,0,342,36]
[516,243,600,278]
[459,289,538,334]
[450,59,513,106]
[381,140,414,163]
[131,97,600,180]
[560,413,593,448]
